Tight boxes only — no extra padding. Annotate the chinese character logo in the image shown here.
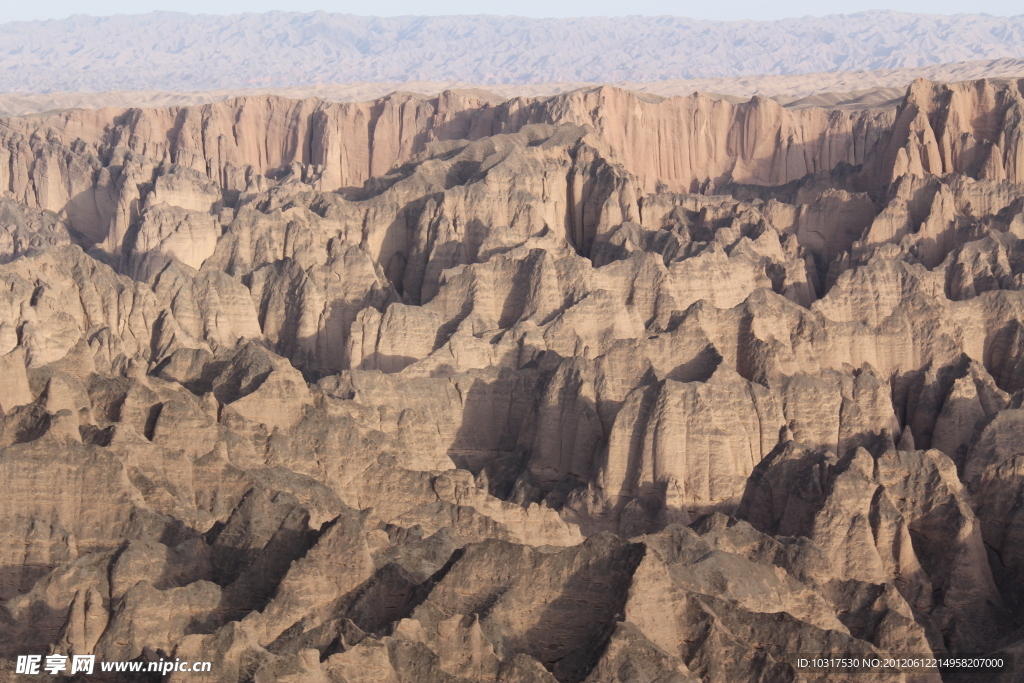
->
[15,655,41,674]
[71,655,96,674]
[43,655,68,675]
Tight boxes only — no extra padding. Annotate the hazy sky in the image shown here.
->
[2,0,1021,23]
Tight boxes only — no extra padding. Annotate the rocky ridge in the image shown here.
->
[1,77,1024,681]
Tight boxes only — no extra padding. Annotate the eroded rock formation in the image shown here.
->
[1,77,1024,682]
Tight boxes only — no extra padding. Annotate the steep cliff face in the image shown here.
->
[877,78,1024,184]
[3,77,1024,681]
[0,85,897,227]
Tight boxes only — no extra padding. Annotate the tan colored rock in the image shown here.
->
[95,580,223,661]
[0,348,32,415]
[1,73,1024,681]
[130,205,220,276]
[0,441,135,600]
[53,587,108,656]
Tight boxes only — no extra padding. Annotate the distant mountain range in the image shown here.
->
[1,10,1024,93]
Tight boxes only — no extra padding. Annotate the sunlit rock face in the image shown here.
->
[1,77,1024,681]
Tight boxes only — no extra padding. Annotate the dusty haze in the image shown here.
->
[2,11,1024,92]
